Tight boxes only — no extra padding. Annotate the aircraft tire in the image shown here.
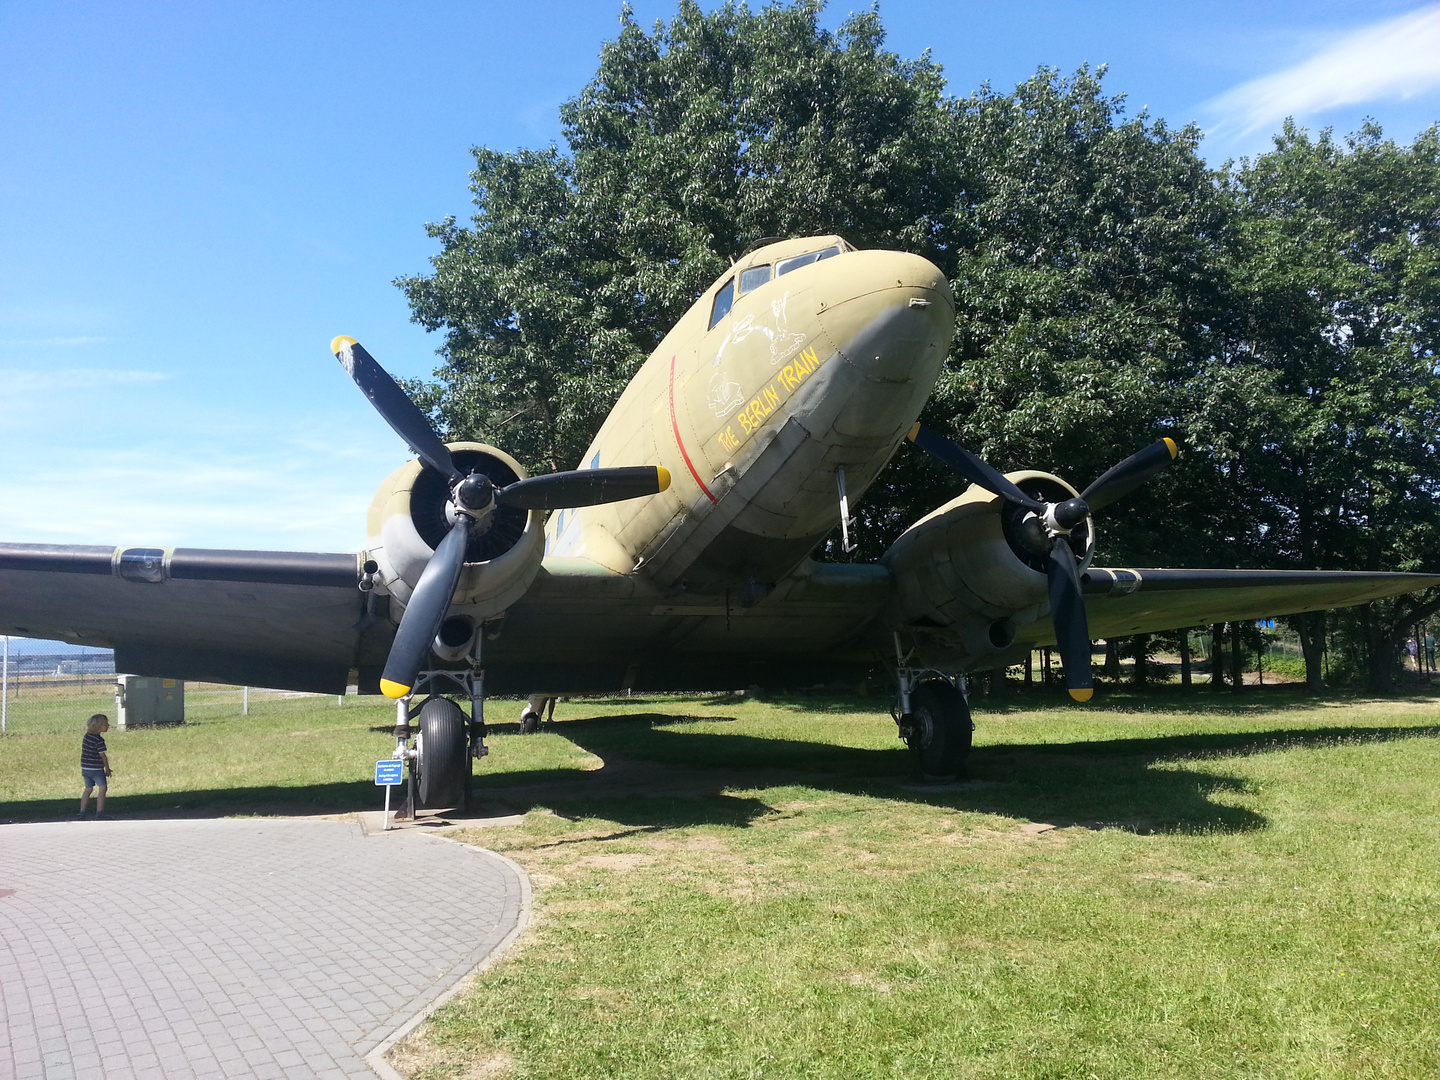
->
[417,697,469,809]
[905,679,972,780]
[519,710,542,735]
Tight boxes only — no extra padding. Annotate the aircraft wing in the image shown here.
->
[0,543,370,694]
[1018,567,1440,646]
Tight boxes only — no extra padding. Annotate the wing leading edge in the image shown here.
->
[0,543,371,694]
[1022,566,1440,645]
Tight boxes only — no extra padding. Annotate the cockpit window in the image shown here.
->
[776,246,840,277]
[739,264,771,294]
[709,278,735,329]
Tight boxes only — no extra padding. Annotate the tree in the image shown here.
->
[397,5,1438,683]
[398,4,1233,577]
[906,70,1235,569]
[399,1,964,474]
[1191,122,1440,687]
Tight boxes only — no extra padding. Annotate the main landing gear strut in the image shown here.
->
[389,648,489,819]
[892,632,973,780]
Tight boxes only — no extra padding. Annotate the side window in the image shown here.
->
[739,264,771,294]
[709,278,735,329]
[776,246,840,277]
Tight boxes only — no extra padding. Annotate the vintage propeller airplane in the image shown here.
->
[3,234,1435,801]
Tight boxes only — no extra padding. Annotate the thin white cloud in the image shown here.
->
[0,368,169,393]
[1205,5,1440,137]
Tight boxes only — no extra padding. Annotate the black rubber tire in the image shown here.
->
[519,710,542,735]
[905,679,973,779]
[417,697,469,809]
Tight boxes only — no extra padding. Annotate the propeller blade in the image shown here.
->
[1079,437,1178,513]
[906,424,1045,512]
[497,465,671,511]
[380,515,472,699]
[1046,537,1094,702]
[332,336,460,481]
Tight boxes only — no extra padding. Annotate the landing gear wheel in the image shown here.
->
[904,679,972,780]
[519,707,542,735]
[416,697,468,809]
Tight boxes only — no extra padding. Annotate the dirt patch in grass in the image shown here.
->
[574,852,658,872]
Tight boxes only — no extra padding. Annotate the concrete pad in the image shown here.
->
[0,818,530,1079]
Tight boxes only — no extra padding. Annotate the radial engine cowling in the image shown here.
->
[881,470,1094,662]
[366,442,545,621]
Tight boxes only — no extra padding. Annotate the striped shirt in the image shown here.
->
[81,732,107,769]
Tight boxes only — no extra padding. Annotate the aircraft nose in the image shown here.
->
[813,250,954,379]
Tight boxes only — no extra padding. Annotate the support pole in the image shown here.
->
[835,468,858,554]
[394,695,415,822]
[2,636,8,735]
[243,686,249,715]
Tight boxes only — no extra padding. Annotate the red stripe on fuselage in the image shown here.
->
[668,354,719,505]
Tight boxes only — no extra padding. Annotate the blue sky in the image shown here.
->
[2,0,1438,555]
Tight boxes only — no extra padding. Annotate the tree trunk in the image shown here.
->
[1230,621,1244,693]
[1104,639,1120,681]
[1298,611,1325,691]
[1179,630,1192,688]
[1365,604,1395,692]
[1024,651,1033,687]
[1210,623,1226,690]
[1131,634,1149,687]
[1042,647,1053,688]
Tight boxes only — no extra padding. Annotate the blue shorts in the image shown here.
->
[81,768,107,789]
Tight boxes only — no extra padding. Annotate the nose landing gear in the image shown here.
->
[389,647,489,818]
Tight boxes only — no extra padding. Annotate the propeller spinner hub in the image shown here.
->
[1045,498,1090,535]
[454,472,496,514]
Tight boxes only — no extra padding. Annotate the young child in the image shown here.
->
[79,713,113,819]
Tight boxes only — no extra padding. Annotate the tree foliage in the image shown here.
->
[399,1,1440,684]
[399,0,962,472]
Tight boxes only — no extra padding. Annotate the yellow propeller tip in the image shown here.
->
[1163,437,1178,458]
[1068,687,1094,703]
[907,422,921,442]
[655,465,672,492]
[331,335,358,356]
[380,678,411,699]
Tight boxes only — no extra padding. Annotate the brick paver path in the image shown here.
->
[0,818,528,1079]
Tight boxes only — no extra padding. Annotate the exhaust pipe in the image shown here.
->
[431,615,477,662]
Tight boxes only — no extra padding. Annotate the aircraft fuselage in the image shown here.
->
[546,236,955,595]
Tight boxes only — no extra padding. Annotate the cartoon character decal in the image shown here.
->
[708,291,808,418]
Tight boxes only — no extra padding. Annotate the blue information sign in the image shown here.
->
[375,759,404,786]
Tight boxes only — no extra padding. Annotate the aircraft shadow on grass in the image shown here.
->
[10,714,1437,834]
[463,712,1440,838]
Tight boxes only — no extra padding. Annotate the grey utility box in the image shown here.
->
[115,675,185,728]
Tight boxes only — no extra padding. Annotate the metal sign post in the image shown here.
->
[375,758,405,830]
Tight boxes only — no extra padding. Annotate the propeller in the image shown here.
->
[906,423,1178,702]
[331,336,671,699]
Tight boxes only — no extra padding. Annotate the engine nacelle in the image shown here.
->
[881,470,1094,662]
[364,442,545,623]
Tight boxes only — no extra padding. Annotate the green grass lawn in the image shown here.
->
[397,687,1440,1080]
[0,691,596,820]
[4,684,1438,1078]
